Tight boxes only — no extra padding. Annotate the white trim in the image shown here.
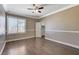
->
[45,37,79,49]
[46,30,79,33]
[3,5,79,19]
[6,36,35,42]
[39,4,79,19]
[0,41,6,55]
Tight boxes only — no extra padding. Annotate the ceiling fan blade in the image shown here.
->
[38,11,41,13]
[27,8,33,10]
[39,7,44,9]
[33,4,35,6]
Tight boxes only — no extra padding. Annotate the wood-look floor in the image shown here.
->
[2,37,79,55]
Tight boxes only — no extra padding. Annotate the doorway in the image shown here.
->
[36,22,45,38]
[36,22,41,37]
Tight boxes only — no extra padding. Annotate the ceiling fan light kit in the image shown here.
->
[27,4,44,13]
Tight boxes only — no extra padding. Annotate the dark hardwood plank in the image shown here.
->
[2,37,79,55]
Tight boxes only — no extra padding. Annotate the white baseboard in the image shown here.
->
[6,36,35,42]
[0,41,6,55]
[0,36,35,54]
[45,37,79,49]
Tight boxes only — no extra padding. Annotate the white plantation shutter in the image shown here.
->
[7,16,18,34]
[7,15,26,34]
[18,18,26,33]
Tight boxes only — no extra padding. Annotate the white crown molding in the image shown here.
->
[3,4,79,19]
[39,4,79,19]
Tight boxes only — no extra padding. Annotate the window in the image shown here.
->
[18,19,26,33]
[0,16,5,35]
[7,15,26,34]
[7,16,17,33]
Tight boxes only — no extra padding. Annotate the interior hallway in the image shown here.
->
[2,38,79,55]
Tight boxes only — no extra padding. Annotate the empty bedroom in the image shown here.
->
[0,4,79,55]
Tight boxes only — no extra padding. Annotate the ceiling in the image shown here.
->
[3,4,72,19]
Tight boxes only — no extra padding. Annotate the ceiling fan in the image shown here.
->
[27,4,44,13]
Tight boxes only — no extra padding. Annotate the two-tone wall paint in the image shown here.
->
[40,5,79,49]
[6,14,36,42]
[0,4,36,54]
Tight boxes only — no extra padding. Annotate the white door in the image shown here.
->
[36,22,41,37]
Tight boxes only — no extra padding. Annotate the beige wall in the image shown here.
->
[40,5,79,48]
[7,14,36,41]
[41,5,79,31]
